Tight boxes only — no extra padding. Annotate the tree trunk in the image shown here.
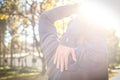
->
[41,57,46,75]
[3,43,6,66]
[0,20,6,66]
[32,22,46,75]
[10,39,13,67]
[0,32,1,66]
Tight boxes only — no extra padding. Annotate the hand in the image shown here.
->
[54,44,77,72]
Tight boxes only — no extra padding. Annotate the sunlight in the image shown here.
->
[78,1,119,28]
[77,1,120,36]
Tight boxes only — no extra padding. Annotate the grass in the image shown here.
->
[0,66,119,80]
[109,71,118,78]
[0,66,47,80]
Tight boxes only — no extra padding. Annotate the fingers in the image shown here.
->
[54,49,60,69]
[65,55,68,70]
[54,48,66,72]
[54,52,64,72]
[53,44,76,72]
[71,48,77,62]
[54,52,57,64]
[56,55,60,69]
[60,56,64,72]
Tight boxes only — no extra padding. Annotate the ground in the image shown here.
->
[109,71,117,78]
[0,66,119,80]
[0,66,47,80]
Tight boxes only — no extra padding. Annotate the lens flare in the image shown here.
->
[77,1,120,30]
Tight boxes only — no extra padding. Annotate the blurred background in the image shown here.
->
[0,0,120,80]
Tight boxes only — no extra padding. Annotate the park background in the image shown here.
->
[0,0,120,80]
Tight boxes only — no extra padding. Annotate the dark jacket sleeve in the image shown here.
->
[38,4,79,64]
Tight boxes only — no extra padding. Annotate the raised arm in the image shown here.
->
[39,4,79,66]
[42,4,79,23]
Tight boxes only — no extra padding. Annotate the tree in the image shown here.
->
[107,29,120,69]
[0,0,80,74]
[0,0,64,74]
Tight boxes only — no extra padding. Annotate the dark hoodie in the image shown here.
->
[39,3,108,80]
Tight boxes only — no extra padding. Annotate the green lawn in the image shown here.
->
[0,66,118,80]
[0,66,47,80]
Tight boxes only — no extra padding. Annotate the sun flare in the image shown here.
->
[78,1,119,28]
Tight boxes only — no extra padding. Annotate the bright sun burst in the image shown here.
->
[76,0,120,37]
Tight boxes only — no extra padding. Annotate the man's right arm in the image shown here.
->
[39,4,79,65]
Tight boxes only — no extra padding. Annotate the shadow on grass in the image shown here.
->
[0,66,47,80]
[1,66,119,80]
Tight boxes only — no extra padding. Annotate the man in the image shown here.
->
[39,1,108,80]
